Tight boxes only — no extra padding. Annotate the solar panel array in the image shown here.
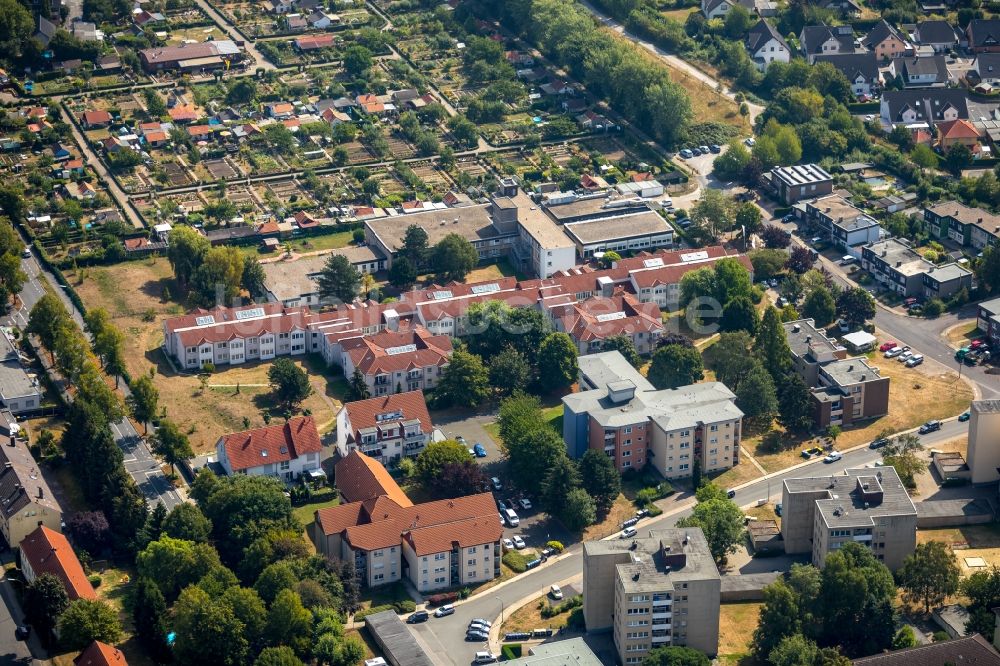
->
[235,307,266,320]
[386,344,418,355]
[595,311,627,322]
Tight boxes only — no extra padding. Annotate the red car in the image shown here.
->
[971,339,987,350]
[878,341,897,352]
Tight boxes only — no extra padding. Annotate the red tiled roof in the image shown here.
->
[334,450,412,506]
[269,102,294,114]
[82,110,111,125]
[187,124,212,137]
[124,237,151,250]
[144,130,167,143]
[65,159,84,169]
[343,389,433,441]
[553,292,663,343]
[343,327,451,376]
[938,118,982,140]
[20,526,96,601]
[296,34,336,50]
[258,221,280,235]
[75,641,128,666]
[218,416,321,472]
[168,105,197,122]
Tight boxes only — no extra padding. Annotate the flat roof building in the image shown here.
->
[967,400,1000,484]
[563,211,674,259]
[363,610,434,666]
[262,247,387,307]
[583,528,721,663]
[770,164,835,205]
[0,329,42,415]
[781,466,917,570]
[504,638,603,665]
[139,40,242,72]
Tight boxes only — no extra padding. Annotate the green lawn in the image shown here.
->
[292,495,340,526]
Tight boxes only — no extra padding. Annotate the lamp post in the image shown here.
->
[495,596,504,624]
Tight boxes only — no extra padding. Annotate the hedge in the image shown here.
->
[502,644,522,660]
[353,600,417,621]
[502,551,529,573]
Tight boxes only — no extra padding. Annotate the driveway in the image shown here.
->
[0,576,44,664]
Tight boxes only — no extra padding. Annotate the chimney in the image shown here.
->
[37,487,42,499]
[7,434,13,447]
[897,261,902,267]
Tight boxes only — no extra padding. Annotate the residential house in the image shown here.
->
[285,15,307,31]
[64,181,97,200]
[746,20,790,70]
[922,262,974,301]
[267,102,295,119]
[967,19,1000,54]
[34,16,56,48]
[924,201,1000,250]
[799,24,856,64]
[562,351,743,478]
[973,53,1000,86]
[977,297,1000,346]
[890,55,949,87]
[335,327,452,397]
[19,526,95,600]
[861,19,909,61]
[814,53,880,97]
[314,451,502,591]
[74,641,129,666]
[912,20,959,53]
[936,118,982,152]
[0,432,61,548]
[71,21,102,41]
[81,110,112,129]
[781,466,916,570]
[308,10,339,28]
[139,41,242,72]
[215,416,323,483]
[294,33,336,51]
[852,634,1000,666]
[701,0,775,19]
[769,164,835,205]
[860,237,943,297]
[334,390,435,462]
[583,528,721,660]
[879,89,970,129]
[133,10,166,27]
[551,291,663,355]
[783,319,890,428]
[814,0,861,14]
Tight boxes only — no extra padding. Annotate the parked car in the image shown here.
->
[919,420,941,434]
[473,443,487,458]
[782,214,795,223]
[512,535,526,549]
[504,508,519,527]
[467,630,489,642]
[468,447,476,457]
[879,341,898,352]
[435,604,455,618]
[679,148,693,159]
[726,488,736,499]
[775,503,782,516]
[470,619,492,629]
[709,144,722,153]
[677,217,692,228]
[801,446,823,458]
[407,610,429,624]
[14,625,30,641]
[621,526,638,539]
[691,147,702,156]
[699,145,710,153]
[502,537,514,551]
[20,248,30,259]
[897,351,913,363]
[905,355,924,368]
[474,652,498,664]
[971,339,988,350]
[469,622,490,634]
[744,137,756,146]
[491,477,502,491]
[519,498,532,510]
[823,451,843,463]
[550,584,564,600]
[959,410,971,422]
[884,347,903,358]
[869,437,889,449]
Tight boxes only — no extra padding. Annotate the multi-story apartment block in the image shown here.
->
[315,451,502,591]
[805,194,882,250]
[784,319,890,428]
[966,400,1000,484]
[336,327,452,397]
[769,164,835,205]
[861,238,972,298]
[924,201,1000,251]
[583,528,721,663]
[562,352,743,478]
[215,416,323,483]
[781,466,917,570]
[551,291,664,355]
[977,297,1000,346]
[335,390,436,463]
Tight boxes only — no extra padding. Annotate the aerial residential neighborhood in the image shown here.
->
[5,0,1000,663]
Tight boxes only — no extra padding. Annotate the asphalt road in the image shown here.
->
[8,254,182,511]
[0,578,41,665]
[413,421,967,665]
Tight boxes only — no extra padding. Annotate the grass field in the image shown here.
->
[292,494,339,527]
[718,602,762,665]
[944,321,982,348]
[917,524,1000,575]
[501,593,575,634]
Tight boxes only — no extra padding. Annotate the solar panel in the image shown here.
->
[386,344,418,355]
[643,258,664,268]
[595,311,627,322]
[431,290,453,300]
[376,410,403,422]
[195,315,216,326]
[471,283,501,295]
[235,307,266,320]
[680,251,709,263]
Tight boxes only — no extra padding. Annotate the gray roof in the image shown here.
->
[914,20,959,45]
[366,205,510,253]
[814,53,879,83]
[784,466,916,529]
[771,164,833,188]
[262,247,385,302]
[0,332,40,404]
[881,89,970,123]
[973,399,1000,414]
[747,19,789,55]
[583,527,720,593]
[800,24,855,55]
[852,633,1000,665]
[782,318,844,360]
[563,211,672,245]
[894,55,948,83]
[364,610,435,666]
[863,237,931,276]
[577,351,653,391]
[967,19,1000,50]
[544,196,649,223]
[504,638,604,666]
[924,262,972,284]
[0,432,60,520]
[820,357,883,386]
[862,19,905,49]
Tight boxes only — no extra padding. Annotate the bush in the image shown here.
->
[353,599,416,621]
[921,298,945,317]
[541,595,583,618]
[503,551,529,573]
[502,644,522,660]
[87,574,102,588]
[932,631,951,642]
[427,592,459,606]
[545,540,564,553]
[567,606,585,630]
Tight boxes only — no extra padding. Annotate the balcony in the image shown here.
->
[652,635,670,644]
[652,612,672,620]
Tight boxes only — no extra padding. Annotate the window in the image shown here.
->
[279,461,290,471]
[624,426,632,434]
[434,553,446,561]
[467,559,477,566]
[373,573,384,581]
[468,546,477,554]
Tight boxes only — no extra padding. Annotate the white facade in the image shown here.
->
[215,439,321,482]
[750,37,790,70]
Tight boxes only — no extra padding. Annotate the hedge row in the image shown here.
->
[353,599,417,621]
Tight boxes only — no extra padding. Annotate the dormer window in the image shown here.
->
[261,450,268,457]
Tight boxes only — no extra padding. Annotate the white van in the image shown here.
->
[503,508,520,527]
[840,256,856,266]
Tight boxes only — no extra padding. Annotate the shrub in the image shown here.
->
[634,487,660,508]
[353,600,415,621]
[502,644,522,660]
[503,551,529,573]
[545,540,564,553]
[567,606,585,630]
[87,574,102,588]
[427,592,459,606]
[933,631,951,642]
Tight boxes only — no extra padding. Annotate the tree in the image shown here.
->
[752,580,801,661]
[27,293,69,362]
[172,586,249,666]
[268,358,312,408]
[57,599,122,650]
[242,255,267,299]
[882,433,926,488]
[343,45,373,77]
[128,374,159,434]
[540,454,581,518]
[346,368,370,401]
[691,188,736,237]
[133,577,170,661]
[898,541,960,614]
[138,536,223,600]
[777,373,814,433]
[642,646,710,666]
[735,202,763,235]
[721,295,760,335]
[167,225,211,288]
[488,346,531,396]
[893,625,918,649]
[415,440,473,488]
[945,142,973,176]
[499,394,567,496]
[537,333,578,392]
[579,449,621,512]
[24,573,69,638]
[265,589,312,657]
[712,141,751,182]
[735,361,778,423]
[143,88,167,117]
[256,647,305,666]
[648,344,703,389]
[388,256,417,288]
[436,350,490,407]
[602,335,642,368]
[723,3,753,36]
[67,511,111,555]
[162,503,212,543]
[760,225,792,249]
[679,266,719,309]
[432,233,478,281]
[710,331,755,390]
[150,419,194,475]
[910,144,939,169]
[677,500,744,562]
[836,287,876,327]
[561,487,596,531]
[0,0,33,59]
[401,224,429,266]
[802,286,836,327]
[754,307,792,380]
[316,254,360,304]
[770,634,820,666]
[715,258,753,304]
[785,246,816,274]
[818,542,896,656]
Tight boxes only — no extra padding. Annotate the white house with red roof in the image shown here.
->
[335,390,436,463]
[315,451,502,590]
[550,290,664,355]
[215,415,322,483]
[334,327,452,397]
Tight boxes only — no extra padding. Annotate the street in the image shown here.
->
[0,578,41,665]
[6,254,182,511]
[414,420,968,665]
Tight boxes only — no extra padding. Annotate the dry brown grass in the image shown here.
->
[743,502,781,528]
[931,436,968,456]
[718,602,762,664]
[501,593,574,634]
[917,525,1000,575]
[661,6,697,22]
[582,494,638,541]
[708,458,765,490]
[945,322,982,348]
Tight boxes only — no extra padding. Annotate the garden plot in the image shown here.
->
[226,185,260,210]
[409,162,450,189]
[162,161,193,187]
[454,158,488,178]
[542,143,575,167]
[165,25,227,46]
[582,136,630,163]
[342,140,375,164]
[384,134,416,160]
[266,178,314,205]
[204,158,239,180]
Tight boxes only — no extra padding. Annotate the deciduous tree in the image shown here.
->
[676,499,744,562]
[579,449,621,513]
[267,358,312,408]
[150,419,194,475]
[432,233,478,281]
[648,344,703,389]
[128,374,159,434]
[57,599,122,650]
[436,349,490,407]
[537,332,578,392]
